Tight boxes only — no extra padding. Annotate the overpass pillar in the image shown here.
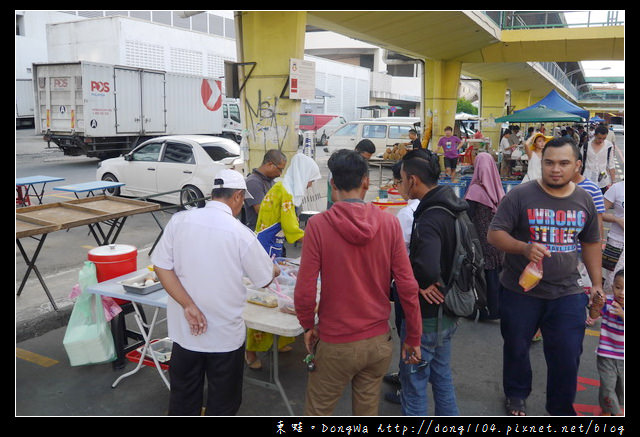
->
[510,90,531,113]
[236,11,307,170]
[481,80,508,152]
[423,60,462,152]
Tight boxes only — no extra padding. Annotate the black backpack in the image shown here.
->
[425,206,488,322]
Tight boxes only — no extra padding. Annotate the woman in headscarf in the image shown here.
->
[464,152,505,320]
[246,152,321,369]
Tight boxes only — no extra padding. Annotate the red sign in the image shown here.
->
[201,79,222,111]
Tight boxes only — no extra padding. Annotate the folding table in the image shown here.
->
[85,271,304,415]
[53,181,125,198]
[16,175,65,206]
[85,269,170,389]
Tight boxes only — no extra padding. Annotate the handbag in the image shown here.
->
[63,262,117,366]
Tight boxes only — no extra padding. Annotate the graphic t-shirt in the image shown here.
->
[489,180,600,299]
[438,135,462,158]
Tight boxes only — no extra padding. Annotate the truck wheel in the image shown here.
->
[180,185,206,209]
[101,174,121,196]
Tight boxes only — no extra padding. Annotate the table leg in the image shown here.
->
[16,236,58,311]
[87,216,126,246]
[271,334,295,416]
[111,305,170,389]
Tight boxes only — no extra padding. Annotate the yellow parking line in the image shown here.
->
[16,348,59,367]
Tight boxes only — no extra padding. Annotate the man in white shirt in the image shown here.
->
[581,125,616,193]
[152,169,279,416]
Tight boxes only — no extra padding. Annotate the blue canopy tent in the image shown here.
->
[514,89,589,120]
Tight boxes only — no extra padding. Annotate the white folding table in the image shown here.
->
[85,270,303,414]
[85,269,170,389]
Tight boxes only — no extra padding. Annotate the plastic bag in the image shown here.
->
[69,284,122,322]
[63,261,117,366]
[519,259,543,292]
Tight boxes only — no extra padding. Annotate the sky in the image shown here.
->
[562,10,625,78]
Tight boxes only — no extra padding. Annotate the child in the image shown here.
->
[589,269,624,416]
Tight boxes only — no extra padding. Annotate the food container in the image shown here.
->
[277,294,296,315]
[136,337,173,363]
[372,198,408,216]
[246,288,278,308]
[120,272,162,295]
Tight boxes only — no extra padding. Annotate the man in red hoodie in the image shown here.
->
[294,149,423,416]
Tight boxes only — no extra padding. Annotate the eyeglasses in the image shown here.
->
[271,161,286,173]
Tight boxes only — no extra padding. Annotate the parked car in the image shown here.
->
[610,124,624,134]
[96,135,244,208]
[325,118,420,156]
[299,113,347,146]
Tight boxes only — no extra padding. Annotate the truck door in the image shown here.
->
[141,71,166,133]
[114,68,142,134]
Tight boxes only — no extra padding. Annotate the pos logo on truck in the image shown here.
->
[201,79,222,112]
[90,81,110,93]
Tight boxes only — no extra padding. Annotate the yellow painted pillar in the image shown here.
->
[480,80,508,151]
[510,90,531,113]
[423,60,462,154]
[237,11,307,170]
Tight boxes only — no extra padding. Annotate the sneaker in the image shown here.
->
[383,372,401,386]
[384,389,401,404]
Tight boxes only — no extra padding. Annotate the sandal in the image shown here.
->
[245,353,262,370]
[505,397,526,416]
[278,345,293,353]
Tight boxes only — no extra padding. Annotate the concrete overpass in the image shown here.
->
[234,11,623,164]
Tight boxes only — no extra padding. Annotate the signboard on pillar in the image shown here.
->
[289,58,315,100]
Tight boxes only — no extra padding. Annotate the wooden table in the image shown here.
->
[16,197,160,310]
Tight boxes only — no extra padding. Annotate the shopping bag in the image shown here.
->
[256,222,285,258]
[63,262,117,366]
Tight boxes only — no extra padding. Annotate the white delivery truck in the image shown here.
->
[33,61,225,159]
[16,79,35,128]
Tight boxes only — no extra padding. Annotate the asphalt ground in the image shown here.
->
[15,129,625,428]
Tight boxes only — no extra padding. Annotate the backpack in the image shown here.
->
[425,206,488,322]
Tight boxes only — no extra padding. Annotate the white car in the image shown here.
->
[96,135,244,208]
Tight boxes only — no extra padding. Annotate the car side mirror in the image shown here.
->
[124,154,132,161]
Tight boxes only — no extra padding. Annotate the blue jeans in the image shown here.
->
[399,320,459,416]
[499,287,588,416]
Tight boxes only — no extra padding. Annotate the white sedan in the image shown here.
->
[96,135,244,208]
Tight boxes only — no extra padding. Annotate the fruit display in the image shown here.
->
[382,143,409,160]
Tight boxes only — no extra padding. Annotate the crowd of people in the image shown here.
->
[149,125,623,417]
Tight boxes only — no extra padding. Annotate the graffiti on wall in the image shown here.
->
[244,89,291,152]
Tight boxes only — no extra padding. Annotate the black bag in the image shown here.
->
[426,206,488,321]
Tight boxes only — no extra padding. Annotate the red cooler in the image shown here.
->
[88,244,137,305]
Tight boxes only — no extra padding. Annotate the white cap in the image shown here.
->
[213,169,253,199]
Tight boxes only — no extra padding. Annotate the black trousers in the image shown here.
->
[168,342,245,416]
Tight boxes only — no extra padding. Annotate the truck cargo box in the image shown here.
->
[33,61,223,158]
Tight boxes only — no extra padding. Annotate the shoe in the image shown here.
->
[245,352,262,370]
[505,397,526,416]
[384,389,401,404]
[278,345,293,353]
[383,372,401,386]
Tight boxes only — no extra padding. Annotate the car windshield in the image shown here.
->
[202,141,240,162]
